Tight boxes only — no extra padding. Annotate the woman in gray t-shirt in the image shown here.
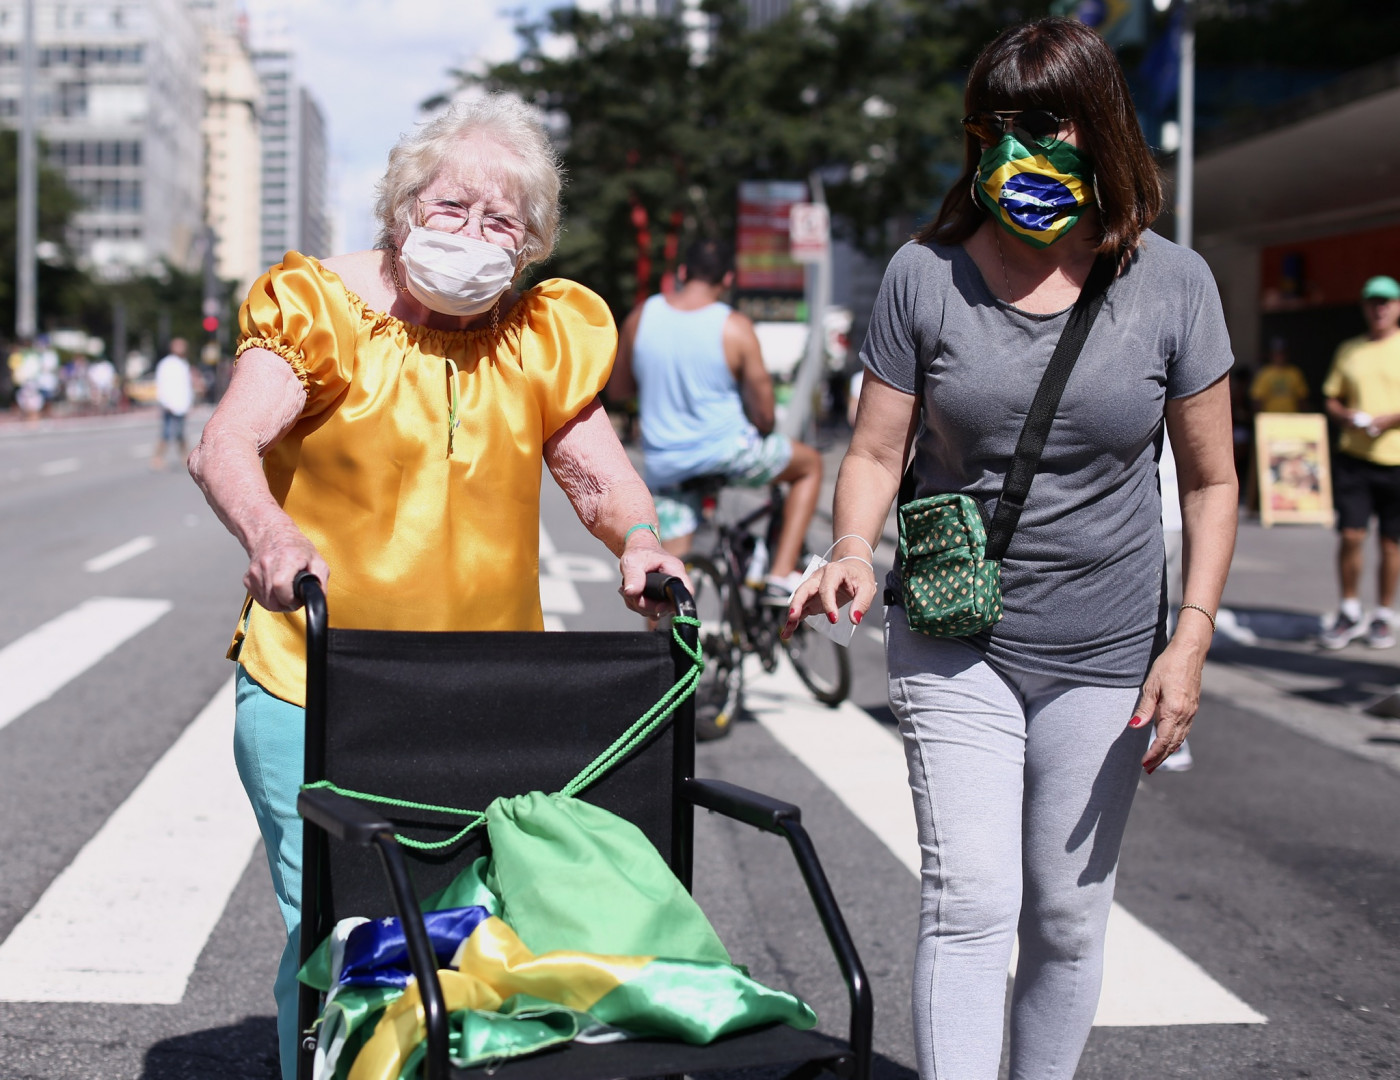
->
[785,18,1237,1080]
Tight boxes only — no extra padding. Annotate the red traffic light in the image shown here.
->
[202,315,219,333]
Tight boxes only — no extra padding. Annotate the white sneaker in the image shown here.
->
[1157,738,1194,772]
[762,570,805,606]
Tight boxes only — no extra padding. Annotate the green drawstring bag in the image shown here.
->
[485,790,731,964]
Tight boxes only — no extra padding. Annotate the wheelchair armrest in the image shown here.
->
[684,776,873,1080]
[680,777,800,834]
[296,788,452,1080]
[297,788,395,846]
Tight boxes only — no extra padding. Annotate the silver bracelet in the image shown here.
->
[1178,603,1216,632]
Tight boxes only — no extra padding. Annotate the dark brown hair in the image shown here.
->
[917,17,1163,257]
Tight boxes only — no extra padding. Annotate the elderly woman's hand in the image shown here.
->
[618,532,692,619]
[1129,630,1209,773]
[780,558,878,640]
[245,520,329,614]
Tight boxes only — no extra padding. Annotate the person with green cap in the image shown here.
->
[1320,274,1400,649]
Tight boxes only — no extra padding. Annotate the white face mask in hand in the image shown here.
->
[398,226,518,317]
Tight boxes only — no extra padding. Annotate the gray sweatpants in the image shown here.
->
[885,607,1150,1080]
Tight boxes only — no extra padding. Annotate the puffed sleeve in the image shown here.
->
[236,252,360,417]
[517,279,618,440]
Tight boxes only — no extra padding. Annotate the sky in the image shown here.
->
[243,0,554,253]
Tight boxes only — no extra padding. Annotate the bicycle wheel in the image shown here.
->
[684,554,744,741]
[781,618,851,707]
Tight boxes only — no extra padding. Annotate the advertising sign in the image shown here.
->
[736,180,807,293]
[788,202,830,264]
[1256,413,1334,527]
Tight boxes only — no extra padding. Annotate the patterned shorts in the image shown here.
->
[653,430,794,541]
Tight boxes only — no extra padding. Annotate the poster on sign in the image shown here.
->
[736,180,807,293]
[788,202,829,263]
[1255,412,1333,528]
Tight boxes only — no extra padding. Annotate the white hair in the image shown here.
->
[373,93,562,269]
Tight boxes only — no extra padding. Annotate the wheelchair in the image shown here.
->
[291,571,872,1080]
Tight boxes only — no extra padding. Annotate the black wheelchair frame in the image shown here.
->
[291,572,872,1080]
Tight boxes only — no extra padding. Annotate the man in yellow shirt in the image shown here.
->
[1321,275,1400,649]
[1251,337,1310,413]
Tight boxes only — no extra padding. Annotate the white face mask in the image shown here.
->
[398,226,519,317]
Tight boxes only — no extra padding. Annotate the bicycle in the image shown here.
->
[679,476,852,741]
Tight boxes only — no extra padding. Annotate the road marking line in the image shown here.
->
[0,677,259,1004]
[0,598,172,733]
[83,536,157,574]
[543,615,566,632]
[538,525,584,615]
[38,457,80,476]
[745,657,1267,1027]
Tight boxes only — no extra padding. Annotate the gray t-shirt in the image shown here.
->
[862,231,1233,686]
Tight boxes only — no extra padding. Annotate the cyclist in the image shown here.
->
[608,239,823,601]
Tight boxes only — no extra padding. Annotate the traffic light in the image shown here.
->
[202,315,219,333]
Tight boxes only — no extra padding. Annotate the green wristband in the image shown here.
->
[625,522,660,544]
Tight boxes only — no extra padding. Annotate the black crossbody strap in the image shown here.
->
[984,255,1114,561]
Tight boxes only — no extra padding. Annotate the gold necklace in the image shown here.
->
[994,229,1015,303]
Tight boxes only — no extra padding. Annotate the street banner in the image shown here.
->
[736,181,807,292]
[1255,413,1334,528]
[1051,0,1148,49]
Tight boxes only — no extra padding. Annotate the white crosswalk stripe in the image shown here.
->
[0,677,259,1004]
[0,597,172,732]
[83,535,157,573]
[745,654,1268,1028]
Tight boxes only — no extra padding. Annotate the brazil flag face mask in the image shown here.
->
[974,132,1092,248]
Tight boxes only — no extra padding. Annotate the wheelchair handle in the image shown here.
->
[644,572,696,620]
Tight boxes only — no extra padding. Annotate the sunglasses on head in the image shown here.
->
[961,109,1069,148]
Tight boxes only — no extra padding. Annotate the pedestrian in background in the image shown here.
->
[1251,336,1310,414]
[1319,275,1400,650]
[150,338,193,469]
[786,18,1237,1079]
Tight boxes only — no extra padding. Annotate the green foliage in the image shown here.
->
[442,0,1025,314]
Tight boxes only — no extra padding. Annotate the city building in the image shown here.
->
[0,0,205,278]
[252,42,330,269]
[1185,56,1400,391]
[190,0,261,296]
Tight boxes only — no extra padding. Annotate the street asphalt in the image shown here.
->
[0,410,1396,1078]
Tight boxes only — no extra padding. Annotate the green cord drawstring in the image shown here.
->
[302,615,703,851]
[445,357,460,456]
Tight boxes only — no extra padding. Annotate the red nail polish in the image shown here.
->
[1144,763,1157,775]
[853,610,863,625]
[828,612,838,624]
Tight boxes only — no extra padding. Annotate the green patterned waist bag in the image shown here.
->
[897,494,1003,637]
[893,256,1113,640]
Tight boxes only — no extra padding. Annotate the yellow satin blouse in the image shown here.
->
[228,252,617,706]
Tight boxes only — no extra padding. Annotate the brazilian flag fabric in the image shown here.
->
[300,792,817,1080]
[975,134,1090,249]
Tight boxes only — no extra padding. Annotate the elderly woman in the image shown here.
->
[189,94,684,1079]
[785,19,1237,1080]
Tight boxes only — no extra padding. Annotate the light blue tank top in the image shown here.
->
[632,294,751,489]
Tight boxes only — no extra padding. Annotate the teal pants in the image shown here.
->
[232,666,305,1080]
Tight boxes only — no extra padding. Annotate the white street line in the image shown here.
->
[83,536,157,574]
[38,457,80,476]
[0,598,172,733]
[542,615,566,632]
[0,677,260,1004]
[745,657,1267,1027]
[538,524,584,615]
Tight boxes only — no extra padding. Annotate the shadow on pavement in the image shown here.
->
[140,1016,278,1079]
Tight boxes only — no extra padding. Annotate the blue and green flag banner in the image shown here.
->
[1051,0,1148,49]
[301,793,817,1080]
[975,135,1091,249]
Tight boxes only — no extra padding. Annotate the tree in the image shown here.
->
[442,0,1002,315]
[0,127,87,339]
